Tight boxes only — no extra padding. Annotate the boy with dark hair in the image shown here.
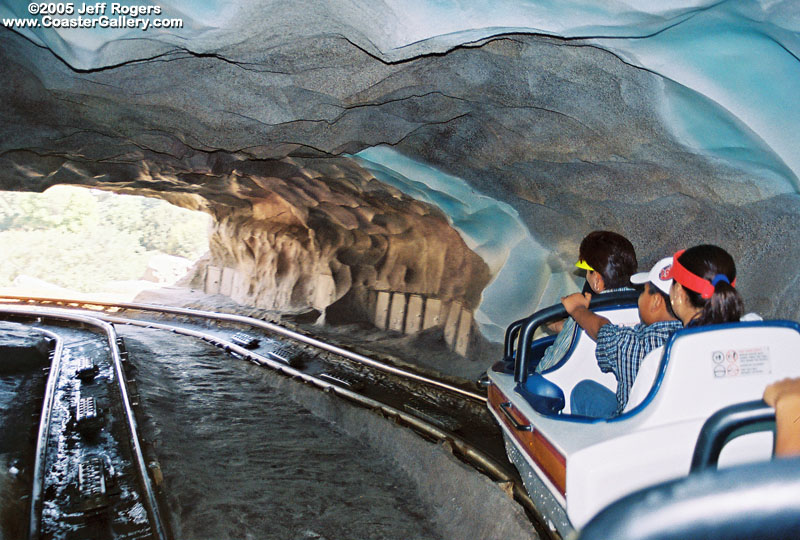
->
[536,231,638,373]
[563,257,683,418]
[577,230,639,291]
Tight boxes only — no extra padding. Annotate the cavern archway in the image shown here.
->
[1,1,799,359]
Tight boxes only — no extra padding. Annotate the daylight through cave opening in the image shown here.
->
[0,185,211,298]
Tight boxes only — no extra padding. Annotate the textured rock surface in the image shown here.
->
[1,9,799,338]
[204,157,490,316]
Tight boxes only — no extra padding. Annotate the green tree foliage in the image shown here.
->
[0,185,210,292]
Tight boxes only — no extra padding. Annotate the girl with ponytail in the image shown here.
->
[665,245,744,326]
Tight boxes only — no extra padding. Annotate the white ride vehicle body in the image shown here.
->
[486,297,800,537]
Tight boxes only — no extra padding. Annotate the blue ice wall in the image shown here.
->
[0,0,229,67]
[346,1,800,339]
[4,0,798,337]
[352,147,579,342]
[372,0,799,190]
[593,2,800,192]
[3,0,797,185]
[3,0,796,184]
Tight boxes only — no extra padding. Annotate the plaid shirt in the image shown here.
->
[596,319,683,413]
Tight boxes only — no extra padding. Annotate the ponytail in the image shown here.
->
[674,245,744,326]
[695,279,744,326]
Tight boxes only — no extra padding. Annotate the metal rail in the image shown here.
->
[0,295,486,403]
[4,306,169,540]
[28,328,62,540]
[2,303,541,534]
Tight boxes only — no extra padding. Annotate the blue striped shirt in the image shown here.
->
[535,317,578,373]
[535,287,632,374]
[596,319,683,413]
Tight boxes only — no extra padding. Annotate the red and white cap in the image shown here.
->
[630,257,673,295]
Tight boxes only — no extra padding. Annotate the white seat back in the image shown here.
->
[623,346,664,412]
[625,322,800,428]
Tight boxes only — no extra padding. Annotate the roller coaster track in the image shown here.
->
[0,295,483,403]
[9,308,169,540]
[0,296,557,540]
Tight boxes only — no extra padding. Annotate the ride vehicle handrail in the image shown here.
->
[577,400,792,540]
[690,399,775,472]
[514,290,639,383]
[503,317,527,360]
[576,455,800,540]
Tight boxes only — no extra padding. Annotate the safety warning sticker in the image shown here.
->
[711,347,771,378]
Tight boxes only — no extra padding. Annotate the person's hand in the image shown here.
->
[764,377,800,457]
[764,377,800,408]
[561,292,591,315]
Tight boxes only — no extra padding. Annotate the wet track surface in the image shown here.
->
[122,326,446,540]
[0,302,542,540]
[0,338,48,540]
[37,328,159,540]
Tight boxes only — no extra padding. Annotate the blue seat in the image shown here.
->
[515,374,565,415]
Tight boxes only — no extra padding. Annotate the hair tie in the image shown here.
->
[711,274,730,287]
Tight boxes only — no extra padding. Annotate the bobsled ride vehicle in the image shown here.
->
[578,400,800,540]
[485,291,800,537]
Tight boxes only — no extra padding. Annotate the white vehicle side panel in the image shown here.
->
[490,321,800,533]
[567,421,701,528]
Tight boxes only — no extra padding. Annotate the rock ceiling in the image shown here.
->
[1,1,798,342]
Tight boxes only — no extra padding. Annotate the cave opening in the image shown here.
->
[0,185,211,300]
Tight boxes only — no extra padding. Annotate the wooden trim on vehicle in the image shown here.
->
[488,384,567,496]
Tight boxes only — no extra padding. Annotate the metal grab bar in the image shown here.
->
[499,401,533,431]
[515,291,639,383]
[503,318,526,360]
[690,400,775,472]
